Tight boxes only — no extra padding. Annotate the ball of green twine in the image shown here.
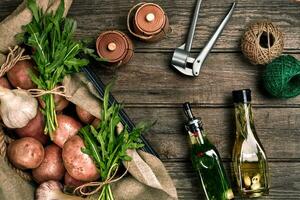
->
[263,55,300,98]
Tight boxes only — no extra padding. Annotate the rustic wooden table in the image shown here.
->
[1,0,300,199]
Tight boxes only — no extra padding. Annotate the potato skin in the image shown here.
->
[38,95,69,112]
[64,172,86,187]
[15,110,48,145]
[76,106,95,124]
[32,144,65,183]
[7,60,36,89]
[7,137,44,170]
[0,77,12,89]
[62,135,100,182]
[52,114,82,148]
[91,118,101,128]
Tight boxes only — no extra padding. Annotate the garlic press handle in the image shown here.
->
[192,2,236,76]
[185,0,203,52]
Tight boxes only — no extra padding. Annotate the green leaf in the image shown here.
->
[27,0,39,22]
[80,126,102,165]
[64,58,89,70]
[15,32,25,43]
[54,0,65,22]
[122,155,133,161]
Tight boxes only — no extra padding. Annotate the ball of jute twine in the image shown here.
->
[0,124,32,181]
[241,21,284,65]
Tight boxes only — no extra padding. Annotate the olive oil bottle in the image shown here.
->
[232,89,270,198]
[183,103,234,200]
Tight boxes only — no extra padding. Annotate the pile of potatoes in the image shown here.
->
[1,60,101,189]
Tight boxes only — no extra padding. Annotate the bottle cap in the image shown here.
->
[232,89,252,103]
[183,102,194,121]
[134,3,166,35]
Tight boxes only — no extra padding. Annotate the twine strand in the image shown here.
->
[0,46,30,77]
[74,163,129,196]
[267,24,271,59]
[27,85,71,98]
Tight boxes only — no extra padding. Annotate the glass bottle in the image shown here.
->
[183,102,234,200]
[232,89,270,198]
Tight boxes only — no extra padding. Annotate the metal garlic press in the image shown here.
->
[171,0,236,77]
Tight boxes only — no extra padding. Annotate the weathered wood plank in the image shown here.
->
[0,0,299,51]
[165,161,300,199]
[126,107,300,160]
[99,53,300,106]
[68,0,300,52]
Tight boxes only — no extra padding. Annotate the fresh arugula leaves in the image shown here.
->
[79,83,146,200]
[20,0,90,137]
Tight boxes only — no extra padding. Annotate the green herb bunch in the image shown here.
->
[79,83,146,200]
[20,0,89,138]
[234,103,254,139]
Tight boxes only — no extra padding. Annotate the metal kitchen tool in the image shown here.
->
[171,0,236,76]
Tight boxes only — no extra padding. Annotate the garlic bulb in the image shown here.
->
[0,87,38,128]
[36,181,84,200]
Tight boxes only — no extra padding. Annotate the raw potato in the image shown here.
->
[7,60,36,89]
[32,144,65,183]
[15,109,48,145]
[39,94,69,112]
[52,114,82,148]
[76,105,95,124]
[62,135,100,182]
[64,172,86,187]
[91,118,101,128]
[7,137,44,170]
[0,77,11,89]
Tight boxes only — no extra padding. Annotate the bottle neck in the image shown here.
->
[186,119,206,145]
[234,102,255,139]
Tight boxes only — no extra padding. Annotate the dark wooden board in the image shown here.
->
[0,0,299,199]
[0,0,300,52]
[126,107,300,160]
[165,161,300,199]
[99,52,300,106]
[68,0,300,52]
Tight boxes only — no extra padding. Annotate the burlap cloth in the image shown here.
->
[0,0,178,199]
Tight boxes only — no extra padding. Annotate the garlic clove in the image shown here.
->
[250,174,261,191]
[251,182,261,191]
[243,175,251,187]
[251,173,261,184]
